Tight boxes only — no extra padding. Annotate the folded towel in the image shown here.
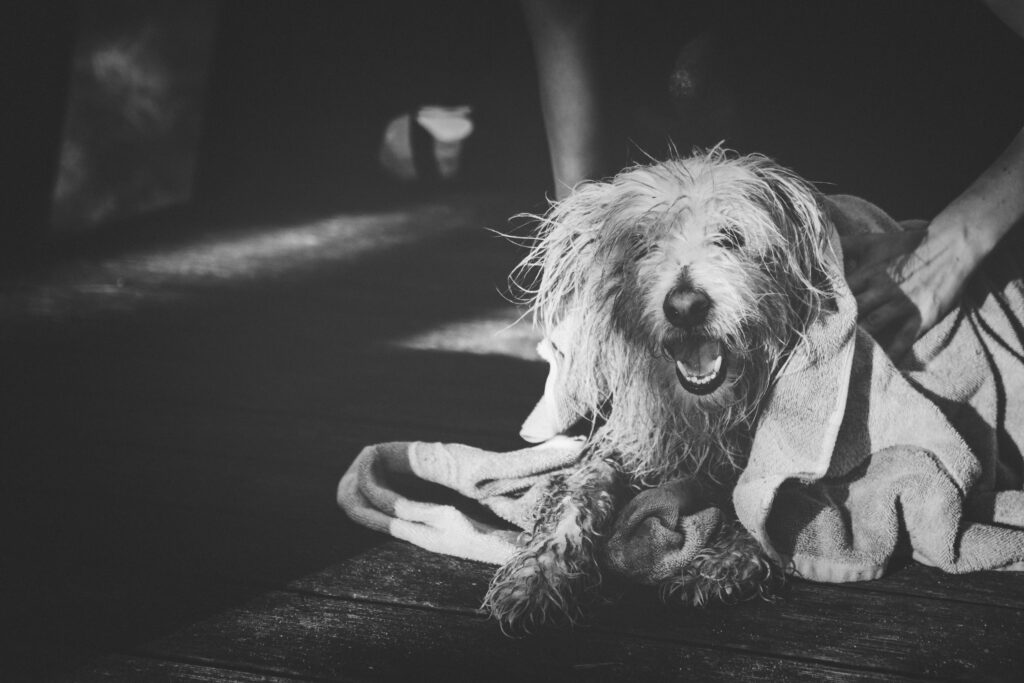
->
[337,436,585,564]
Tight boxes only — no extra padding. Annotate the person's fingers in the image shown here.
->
[841,230,924,270]
[838,232,874,255]
[847,264,898,297]
[845,265,876,294]
[860,297,914,337]
[883,315,922,364]
[853,279,896,317]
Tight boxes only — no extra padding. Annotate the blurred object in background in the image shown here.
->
[197,0,547,213]
[50,0,219,233]
[379,105,474,183]
[4,0,1015,260]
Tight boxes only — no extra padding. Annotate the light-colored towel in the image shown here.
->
[736,194,1024,580]
[337,436,585,564]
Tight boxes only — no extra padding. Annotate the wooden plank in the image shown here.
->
[3,358,541,526]
[293,539,1024,614]
[0,197,529,330]
[834,563,1024,610]
[5,478,376,597]
[8,575,259,681]
[284,541,1024,680]
[289,542,493,615]
[133,590,909,682]
[54,656,306,682]
[4,346,546,451]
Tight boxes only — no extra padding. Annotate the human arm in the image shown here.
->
[844,126,1024,361]
[842,0,1024,362]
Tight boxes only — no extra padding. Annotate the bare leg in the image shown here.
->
[519,0,618,199]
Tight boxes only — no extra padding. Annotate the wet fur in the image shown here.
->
[488,150,838,631]
[482,456,623,633]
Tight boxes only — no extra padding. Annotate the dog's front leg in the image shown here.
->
[660,519,782,606]
[483,456,622,632]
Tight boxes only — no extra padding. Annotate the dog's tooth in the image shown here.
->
[677,352,727,388]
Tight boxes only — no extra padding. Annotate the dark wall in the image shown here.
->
[2,2,77,256]
[197,0,550,210]
[195,0,1024,218]
[708,0,1024,218]
[4,0,1023,253]
[594,0,1024,217]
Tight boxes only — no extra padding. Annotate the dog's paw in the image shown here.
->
[659,522,782,606]
[482,540,596,634]
[483,458,621,634]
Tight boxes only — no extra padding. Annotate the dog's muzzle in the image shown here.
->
[663,286,728,396]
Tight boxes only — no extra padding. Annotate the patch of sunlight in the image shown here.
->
[2,202,485,319]
[389,305,542,360]
[124,204,475,282]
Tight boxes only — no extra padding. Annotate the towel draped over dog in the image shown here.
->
[338,194,1024,584]
[737,195,1024,580]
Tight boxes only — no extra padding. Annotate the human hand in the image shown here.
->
[841,223,973,362]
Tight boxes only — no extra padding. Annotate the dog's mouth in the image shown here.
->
[668,338,729,396]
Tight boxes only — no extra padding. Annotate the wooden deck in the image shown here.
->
[5,195,1024,681]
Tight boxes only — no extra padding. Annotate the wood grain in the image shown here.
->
[136,590,914,682]
[54,655,306,682]
[286,542,1024,680]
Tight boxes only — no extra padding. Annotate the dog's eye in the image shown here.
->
[711,227,745,250]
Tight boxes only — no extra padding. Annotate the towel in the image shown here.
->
[337,436,585,564]
[734,194,1024,580]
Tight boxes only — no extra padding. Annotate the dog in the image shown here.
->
[483,149,841,631]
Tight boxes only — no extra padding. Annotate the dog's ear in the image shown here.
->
[515,177,644,427]
[517,167,674,332]
[515,182,613,334]
[753,160,845,323]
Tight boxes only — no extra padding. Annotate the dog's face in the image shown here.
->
[521,151,835,480]
[625,160,825,406]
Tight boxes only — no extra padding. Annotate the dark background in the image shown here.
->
[4,0,1024,261]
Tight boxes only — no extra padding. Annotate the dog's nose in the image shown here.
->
[663,287,711,328]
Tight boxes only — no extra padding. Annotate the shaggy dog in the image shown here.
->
[484,150,839,630]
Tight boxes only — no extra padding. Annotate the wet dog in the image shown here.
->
[485,150,837,631]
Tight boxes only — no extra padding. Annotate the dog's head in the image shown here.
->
[517,150,841,480]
